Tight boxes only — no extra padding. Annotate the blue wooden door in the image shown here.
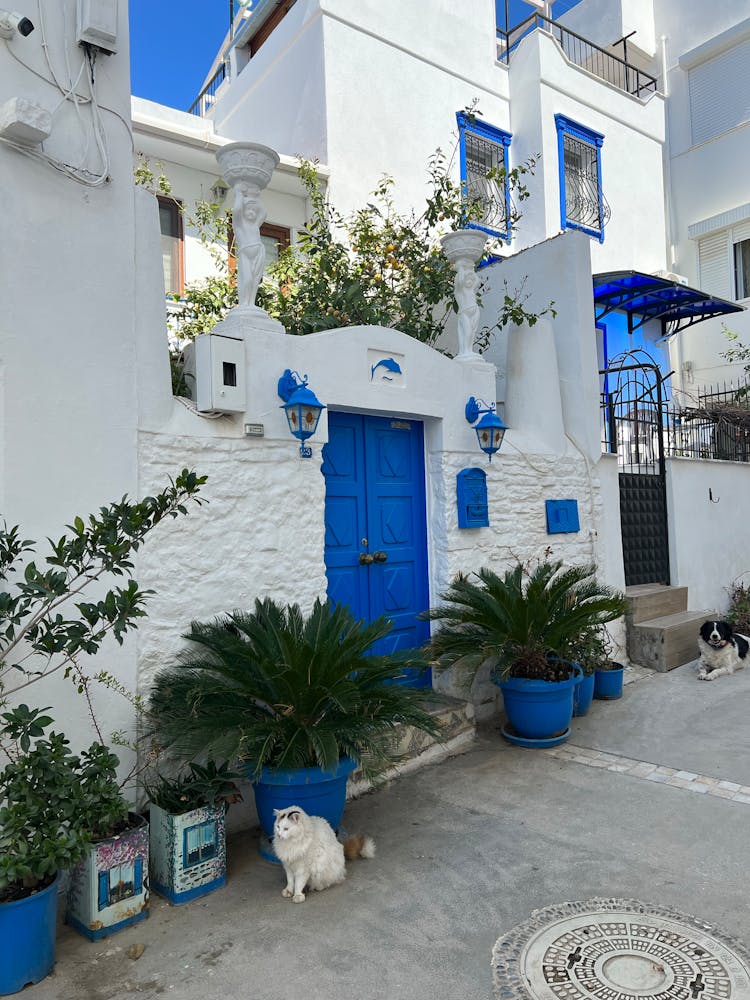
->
[322,412,430,656]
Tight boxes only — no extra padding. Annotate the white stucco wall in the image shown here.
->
[0,0,141,751]
[666,457,750,612]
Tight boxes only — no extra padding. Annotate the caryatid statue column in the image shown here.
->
[215,141,284,334]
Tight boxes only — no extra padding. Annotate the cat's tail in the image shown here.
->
[343,833,376,860]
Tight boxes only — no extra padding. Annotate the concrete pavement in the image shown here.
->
[29,658,750,1000]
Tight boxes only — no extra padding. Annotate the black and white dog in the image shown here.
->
[697,620,750,681]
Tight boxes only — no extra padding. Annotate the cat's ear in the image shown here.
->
[289,811,301,823]
[273,808,281,817]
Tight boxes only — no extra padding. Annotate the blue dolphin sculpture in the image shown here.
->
[371,358,402,381]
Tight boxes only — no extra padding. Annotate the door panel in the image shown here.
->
[322,412,430,655]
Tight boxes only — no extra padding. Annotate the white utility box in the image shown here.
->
[77,0,118,53]
[193,334,246,414]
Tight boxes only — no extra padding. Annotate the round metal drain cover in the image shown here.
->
[492,899,750,1000]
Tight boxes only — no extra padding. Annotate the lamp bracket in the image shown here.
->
[278,369,308,402]
[465,396,495,425]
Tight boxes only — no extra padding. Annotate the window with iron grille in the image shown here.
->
[555,115,610,243]
[456,112,512,240]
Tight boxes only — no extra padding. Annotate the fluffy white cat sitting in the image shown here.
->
[272,805,375,903]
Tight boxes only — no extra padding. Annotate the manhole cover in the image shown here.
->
[492,899,750,1000]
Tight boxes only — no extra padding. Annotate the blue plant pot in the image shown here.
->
[496,663,582,741]
[0,874,58,995]
[249,756,358,842]
[594,662,625,700]
[573,671,596,717]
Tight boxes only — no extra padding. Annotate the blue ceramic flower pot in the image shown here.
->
[250,756,357,841]
[496,663,582,740]
[0,874,58,995]
[594,662,625,700]
[573,671,596,717]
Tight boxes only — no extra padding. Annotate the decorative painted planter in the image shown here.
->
[149,803,227,905]
[496,663,582,743]
[0,875,58,995]
[594,661,625,700]
[249,757,357,861]
[573,671,596,717]
[66,814,149,941]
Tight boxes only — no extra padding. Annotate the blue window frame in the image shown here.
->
[97,858,143,910]
[457,112,512,241]
[555,114,609,243]
[183,820,218,868]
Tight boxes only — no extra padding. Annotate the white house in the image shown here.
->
[2,0,750,826]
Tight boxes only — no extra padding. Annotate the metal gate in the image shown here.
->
[600,357,670,586]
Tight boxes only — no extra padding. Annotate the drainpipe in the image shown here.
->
[660,33,685,400]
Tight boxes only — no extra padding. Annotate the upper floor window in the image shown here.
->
[555,114,610,243]
[456,112,512,241]
[158,196,184,296]
[687,36,750,146]
[735,239,750,300]
[696,217,750,302]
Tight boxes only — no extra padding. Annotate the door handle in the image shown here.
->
[372,551,388,563]
[359,552,374,565]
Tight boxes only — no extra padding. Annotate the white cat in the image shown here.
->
[272,805,375,903]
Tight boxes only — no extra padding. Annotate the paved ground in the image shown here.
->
[30,659,750,1000]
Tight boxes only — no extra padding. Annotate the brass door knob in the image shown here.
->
[372,551,388,563]
[359,552,374,565]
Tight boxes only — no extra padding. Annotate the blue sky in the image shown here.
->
[129,0,581,112]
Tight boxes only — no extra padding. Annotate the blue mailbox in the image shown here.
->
[457,468,489,529]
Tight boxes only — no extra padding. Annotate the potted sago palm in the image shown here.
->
[146,761,242,904]
[148,598,442,860]
[424,560,627,747]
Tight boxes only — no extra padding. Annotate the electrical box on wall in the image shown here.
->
[545,499,580,534]
[193,334,246,414]
[77,0,118,53]
[456,468,489,529]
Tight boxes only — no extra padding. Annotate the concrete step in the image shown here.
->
[348,695,475,797]
[626,584,689,623]
[627,609,708,672]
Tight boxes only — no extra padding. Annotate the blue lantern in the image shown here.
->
[465,396,506,461]
[278,369,325,458]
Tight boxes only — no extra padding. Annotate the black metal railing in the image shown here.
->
[601,367,750,466]
[497,14,657,99]
[188,62,227,117]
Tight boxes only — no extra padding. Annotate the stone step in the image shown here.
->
[348,695,475,797]
[626,584,689,624]
[627,609,709,672]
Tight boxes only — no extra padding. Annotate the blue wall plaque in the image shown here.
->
[545,499,580,534]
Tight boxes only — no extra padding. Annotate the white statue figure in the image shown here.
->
[233,181,267,309]
[455,259,481,357]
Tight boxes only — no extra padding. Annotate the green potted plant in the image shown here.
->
[146,761,242,904]
[148,598,442,859]
[424,560,627,747]
[568,627,612,716]
[0,705,128,993]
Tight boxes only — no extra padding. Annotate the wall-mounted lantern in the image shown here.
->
[277,369,325,458]
[465,396,507,461]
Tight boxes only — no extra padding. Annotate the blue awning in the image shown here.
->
[592,270,744,336]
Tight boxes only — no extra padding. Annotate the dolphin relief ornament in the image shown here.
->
[440,230,489,360]
[215,142,284,333]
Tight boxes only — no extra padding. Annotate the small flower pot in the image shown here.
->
[594,661,625,700]
[0,875,59,995]
[66,814,149,941]
[573,671,596,716]
[149,803,227,905]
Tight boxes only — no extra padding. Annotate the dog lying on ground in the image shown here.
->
[697,620,750,681]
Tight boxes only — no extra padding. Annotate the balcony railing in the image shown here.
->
[188,62,227,117]
[497,13,657,99]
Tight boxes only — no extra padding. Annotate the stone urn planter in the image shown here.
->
[66,814,149,941]
[149,803,227,905]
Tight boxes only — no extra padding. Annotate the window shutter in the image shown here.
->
[732,220,750,245]
[689,38,750,145]
[98,871,109,911]
[698,232,731,298]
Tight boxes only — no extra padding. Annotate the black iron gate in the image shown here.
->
[600,358,670,586]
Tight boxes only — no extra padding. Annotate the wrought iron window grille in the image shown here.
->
[555,114,609,242]
[457,112,513,241]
